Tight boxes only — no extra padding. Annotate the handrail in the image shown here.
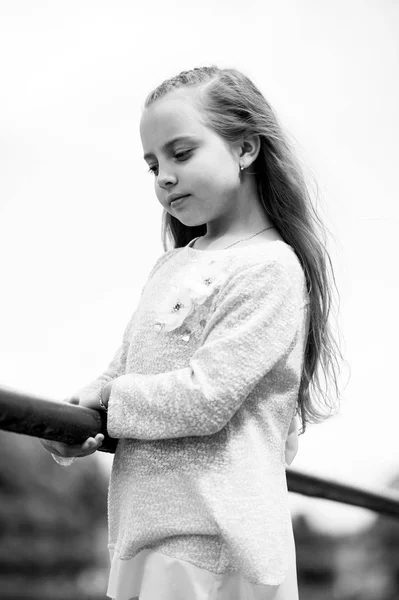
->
[1,384,399,519]
[287,470,399,520]
[0,384,117,453]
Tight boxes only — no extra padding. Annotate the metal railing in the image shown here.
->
[1,384,399,519]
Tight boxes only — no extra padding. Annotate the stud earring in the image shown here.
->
[240,164,244,171]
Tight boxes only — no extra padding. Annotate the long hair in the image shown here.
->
[144,66,345,432]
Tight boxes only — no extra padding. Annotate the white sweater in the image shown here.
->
[60,239,309,586]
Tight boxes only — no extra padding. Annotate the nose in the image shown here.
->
[157,165,177,190]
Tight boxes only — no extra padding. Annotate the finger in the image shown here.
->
[81,436,103,452]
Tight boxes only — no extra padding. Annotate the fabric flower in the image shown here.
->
[155,285,194,332]
[155,260,222,333]
[183,261,221,305]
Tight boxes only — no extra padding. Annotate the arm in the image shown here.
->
[72,251,172,402]
[105,260,305,440]
[72,318,133,400]
[44,252,173,465]
[42,320,132,465]
[42,309,134,467]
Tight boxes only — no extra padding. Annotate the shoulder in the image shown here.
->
[227,241,305,285]
[144,242,308,306]
[248,240,301,266]
[214,242,309,308]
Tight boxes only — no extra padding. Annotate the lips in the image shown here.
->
[168,194,190,206]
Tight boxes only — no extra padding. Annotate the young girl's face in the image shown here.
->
[140,88,242,229]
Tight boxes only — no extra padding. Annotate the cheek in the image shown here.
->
[191,155,238,189]
[204,164,239,193]
[154,183,165,205]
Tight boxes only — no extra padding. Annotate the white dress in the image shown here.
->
[107,541,298,600]
[106,417,300,600]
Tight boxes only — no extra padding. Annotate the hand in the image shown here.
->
[78,382,113,411]
[39,396,104,458]
[40,433,104,458]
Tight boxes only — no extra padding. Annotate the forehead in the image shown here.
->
[140,88,207,149]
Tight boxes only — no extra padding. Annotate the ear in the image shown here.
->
[239,135,261,169]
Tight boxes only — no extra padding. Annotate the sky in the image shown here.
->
[0,0,398,535]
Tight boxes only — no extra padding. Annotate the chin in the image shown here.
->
[174,215,205,228]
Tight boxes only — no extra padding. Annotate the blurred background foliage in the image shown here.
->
[293,475,399,600]
[0,430,109,599]
[1,430,399,599]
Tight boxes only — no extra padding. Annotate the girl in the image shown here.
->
[41,66,342,600]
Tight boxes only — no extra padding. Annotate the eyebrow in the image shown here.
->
[143,135,199,161]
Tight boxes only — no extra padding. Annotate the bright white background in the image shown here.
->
[1,0,398,535]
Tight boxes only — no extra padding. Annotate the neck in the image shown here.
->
[203,178,273,243]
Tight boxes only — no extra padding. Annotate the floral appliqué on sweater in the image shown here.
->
[154,260,222,341]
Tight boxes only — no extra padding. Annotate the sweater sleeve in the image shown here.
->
[72,318,133,399]
[73,251,173,399]
[49,253,174,467]
[106,259,305,440]
[47,320,133,468]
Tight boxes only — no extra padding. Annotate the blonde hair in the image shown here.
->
[145,66,345,432]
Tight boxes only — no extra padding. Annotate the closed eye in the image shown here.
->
[147,149,193,176]
[174,149,192,161]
